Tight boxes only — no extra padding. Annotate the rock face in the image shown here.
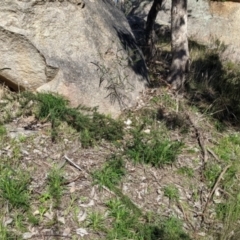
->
[0,0,148,117]
[132,0,240,62]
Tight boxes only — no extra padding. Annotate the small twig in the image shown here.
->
[40,113,50,123]
[33,189,42,195]
[149,170,166,187]
[29,234,72,239]
[159,78,172,88]
[64,155,117,198]
[186,113,208,164]
[64,155,84,172]
[102,185,117,196]
[186,113,208,184]
[32,160,52,168]
[202,164,231,222]
[176,96,179,113]
[177,201,195,231]
[62,174,83,185]
[207,148,221,163]
[218,188,233,198]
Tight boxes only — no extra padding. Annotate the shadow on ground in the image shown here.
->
[122,6,240,126]
[185,40,240,126]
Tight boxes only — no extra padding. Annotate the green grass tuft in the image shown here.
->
[0,125,7,137]
[29,92,124,146]
[13,91,125,146]
[105,198,190,240]
[163,185,180,201]
[92,155,125,190]
[0,221,11,240]
[125,129,183,167]
[159,216,191,240]
[0,169,30,210]
[204,163,222,188]
[215,194,240,240]
[47,167,65,207]
[213,133,240,162]
[106,198,140,239]
[187,40,240,122]
[87,211,106,231]
[177,166,194,178]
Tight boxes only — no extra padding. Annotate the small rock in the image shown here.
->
[124,119,132,126]
[143,129,150,134]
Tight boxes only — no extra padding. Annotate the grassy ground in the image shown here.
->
[1,34,240,240]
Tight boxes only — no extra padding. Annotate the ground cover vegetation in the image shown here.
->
[1,5,240,240]
[1,51,240,239]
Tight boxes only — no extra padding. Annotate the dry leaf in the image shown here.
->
[63,227,71,236]
[23,232,34,239]
[44,211,54,220]
[4,218,13,226]
[79,199,94,207]
[57,216,65,224]
[78,209,87,222]
[76,228,88,237]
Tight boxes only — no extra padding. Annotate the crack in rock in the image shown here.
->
[0,26,58,91]
[18,0,85,8]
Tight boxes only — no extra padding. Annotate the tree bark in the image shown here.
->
[144,0,163,62]
[167,0,189,90]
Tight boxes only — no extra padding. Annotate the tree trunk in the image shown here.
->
[167,0,189,90]
[144,0,163,62]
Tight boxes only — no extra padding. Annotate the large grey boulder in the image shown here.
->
[0,0,148,117]
[132,0,240,62]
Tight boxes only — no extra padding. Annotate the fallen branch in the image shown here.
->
[40,113,50,124]
[64,155,116,196]
[102,185,117,196]
[64,155,84,172]
[62,174,83,185]
[202,164,231,222]
[207,148,221,163]
[218,188,233,198]
[177,201,195,231]
[186,113,208,165]
[149,170,166,187]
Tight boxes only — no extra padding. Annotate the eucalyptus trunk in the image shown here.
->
[168,0,189,90]
[145,0,163,62]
